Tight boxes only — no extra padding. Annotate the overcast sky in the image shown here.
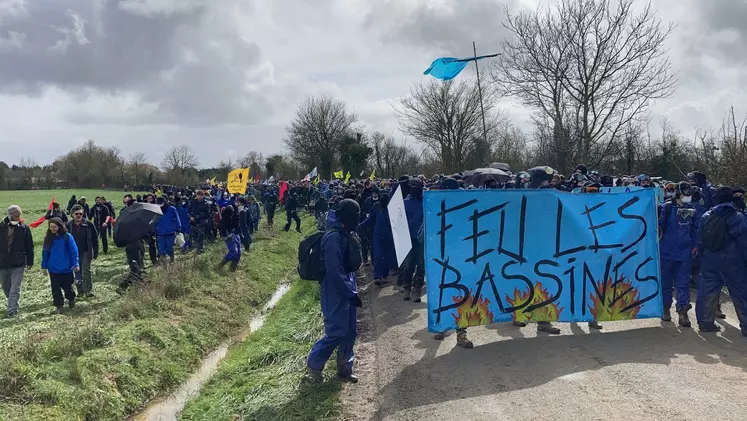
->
[0,0,743,168]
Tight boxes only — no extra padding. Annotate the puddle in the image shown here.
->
[131,283,292,421]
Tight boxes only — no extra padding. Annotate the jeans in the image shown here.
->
[50,272,76,308]
[96,224,108,254]
[77,252,93,295]
[1,267,24,315]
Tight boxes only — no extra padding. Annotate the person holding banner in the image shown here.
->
[659,182,699,327]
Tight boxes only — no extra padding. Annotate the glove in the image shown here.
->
[350,295,363,308]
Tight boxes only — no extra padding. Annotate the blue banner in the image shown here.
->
[424,189,662,332]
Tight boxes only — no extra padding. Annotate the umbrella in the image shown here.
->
[113,203,163,247]
[466,167,510,187]
[489,162,512,173]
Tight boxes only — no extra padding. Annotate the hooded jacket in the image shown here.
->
[0,217,34,269]
[41,233,79,274]
[404,196,424,241]
[156,205,182,236]
[321,210,358,302]
[658,201,699,261]
[698,203,747,268]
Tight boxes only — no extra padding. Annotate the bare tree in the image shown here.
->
[370,132,423,178]
[162,145,198,172]
[284,96,358,179]
[397,79,500,173]
[127,152,150,186]
[493,0,677,171]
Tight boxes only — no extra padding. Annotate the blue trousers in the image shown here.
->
[372,234,395,279]
[157,234,175,257]
[661,259,691,312]
[696,265,747,333]
[308,303,357,375]
[224,233,241,262]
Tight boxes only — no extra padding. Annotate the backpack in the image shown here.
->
[701,213,730,252]
[298,231,326,281]
[297,229,362,281]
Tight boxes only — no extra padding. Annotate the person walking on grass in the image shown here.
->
[0,205,34,318]
[284,192,302,233]
[89,197,110,255]
[248,195,261,233]
[65,205,98,298]
[41,218,80,314]
[155,196,181,265]
[307,199,362,383]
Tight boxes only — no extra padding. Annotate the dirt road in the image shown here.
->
[343,283,747,421]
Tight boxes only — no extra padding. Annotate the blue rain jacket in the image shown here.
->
[41,233,80,274]
[658,201,699,261]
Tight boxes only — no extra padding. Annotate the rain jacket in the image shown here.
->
[41,233,79,274]
[321,210,358,305]
[698,203,747,267]
[248,202,261,222]
[404,196,424,241]
[175,203,191,234]
[658,201,699,261]
[155,205,182,236]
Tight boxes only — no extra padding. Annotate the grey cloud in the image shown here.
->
[0,0,273,125]
[366,0,518,57]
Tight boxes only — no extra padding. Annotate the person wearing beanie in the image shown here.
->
[575,164,588,176]
[0,205,34,318]
[307,199,362,383]
[695,186,747,335]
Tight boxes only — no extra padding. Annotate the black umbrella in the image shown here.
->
[113,203,163,247]
[489,162,512,173]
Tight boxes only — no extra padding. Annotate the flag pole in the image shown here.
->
[473,41,489,166]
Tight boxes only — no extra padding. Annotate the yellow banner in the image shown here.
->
[369,169,376,181]
[344,171,351,184]
[227,168,249,194]
[333,170,343,179]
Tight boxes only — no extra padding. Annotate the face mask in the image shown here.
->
[237,205,245,211]
[206,200,213,205]
[681,196,692,204]
[665,192,674,199]
[9,220,19,226]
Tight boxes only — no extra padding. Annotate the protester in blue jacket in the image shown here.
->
[696,187,747,335]
[41,218,80,313]
[359,192,396,286]
[155,197,182,264]
[401,180,424,302]
[307,199,362,383]
[658,181,699,327]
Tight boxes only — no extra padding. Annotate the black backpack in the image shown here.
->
[297,229,362,281]
[298,231,325,281]
[701,213,730,252]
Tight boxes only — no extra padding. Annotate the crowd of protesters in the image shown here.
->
[2,167,747,387]
[0,181,288,316]
[303,165,747,384]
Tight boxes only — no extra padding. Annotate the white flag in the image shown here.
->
[388,187,413,267]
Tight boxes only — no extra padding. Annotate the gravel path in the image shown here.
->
[343,281,747,421]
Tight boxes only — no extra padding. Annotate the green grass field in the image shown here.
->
[0,189,318,421]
